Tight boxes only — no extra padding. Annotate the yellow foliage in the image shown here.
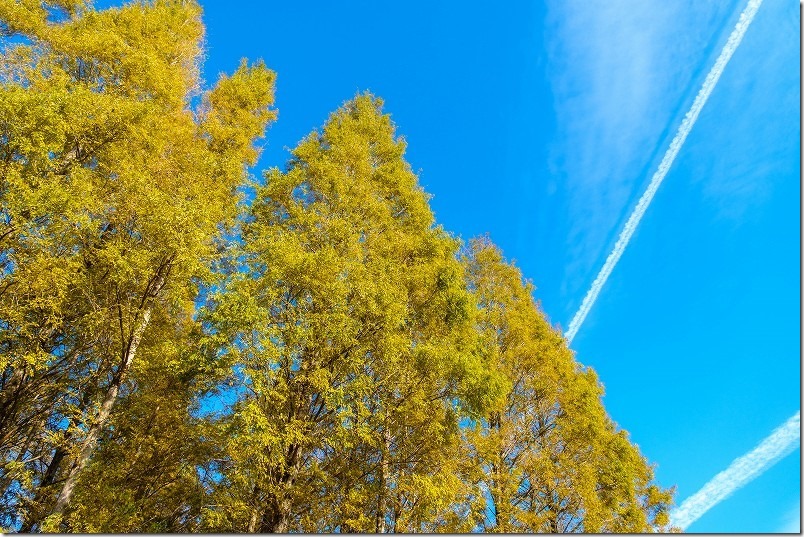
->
[203,95,506,532]
[460,238,674,532]
[0,0,275,530]
[0,2,675,533]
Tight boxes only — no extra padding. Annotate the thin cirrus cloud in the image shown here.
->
[669,411,801,531]
[563,0,763,344]
[553,0,800,530]
[542,0,739,321]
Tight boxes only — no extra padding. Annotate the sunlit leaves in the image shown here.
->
[0,0,674,532]
[0,0,275,530]
[202,95,505,532]
[461,238,674,532]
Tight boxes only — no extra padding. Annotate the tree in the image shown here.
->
[0,2,679,533]
[201,94,504,533]
[462,237,674,533]
[49,313,224,532]
[0,0,276,530]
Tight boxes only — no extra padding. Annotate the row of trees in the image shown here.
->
[0,0,674,532]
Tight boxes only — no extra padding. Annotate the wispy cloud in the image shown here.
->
[542,1,740,320]
[563,0,763,343]
[670,411,801,531]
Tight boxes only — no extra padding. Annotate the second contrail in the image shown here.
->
[669,411,801,530]
[564,0,764,344]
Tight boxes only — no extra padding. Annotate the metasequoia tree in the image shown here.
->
[462,238,674,533]
[59,316,220,532]
[202,95,504,533]
[0,0,275,530]
[0,1,680,533]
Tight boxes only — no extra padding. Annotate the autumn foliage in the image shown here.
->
[0,0,674,532]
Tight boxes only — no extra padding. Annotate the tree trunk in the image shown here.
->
[259,495,292,533]
[48,306,153,521]
[247,485,263,533]
[20,381,96,531]
[247,509,260,533]
[375,412,390,533]
[0,366,27,448]
[253,444,301,533]
[20,446,67,532]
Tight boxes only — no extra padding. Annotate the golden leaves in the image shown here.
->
[0,2,673,532]
[462,239,673,532]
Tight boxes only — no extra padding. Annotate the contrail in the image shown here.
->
[564,0,764,344]
[669,411,801,530]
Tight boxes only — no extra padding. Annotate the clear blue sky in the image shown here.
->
[194,0,800,532]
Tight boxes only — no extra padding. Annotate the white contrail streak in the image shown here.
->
[669,411,801,530]
[564,0,764,344]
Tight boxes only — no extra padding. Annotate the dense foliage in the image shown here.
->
[0,0,674,532]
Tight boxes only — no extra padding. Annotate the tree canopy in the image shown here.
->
[0,0,675,533]
[462,238,672,532]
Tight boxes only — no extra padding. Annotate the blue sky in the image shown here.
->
[195,0,800,532]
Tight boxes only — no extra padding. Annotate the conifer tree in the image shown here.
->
[462,238,674,533]
[0,0,276,530]
[202,95,504,533]
[46,316,219,532]
[0,2,681,533]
